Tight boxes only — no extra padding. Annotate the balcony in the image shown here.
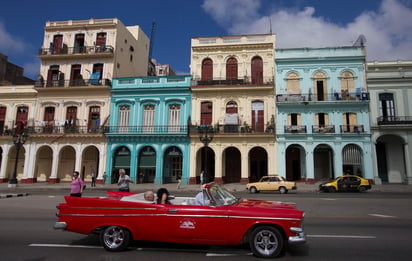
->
[284,125,307,133]
[340,125,364,133]
[38,45,114,58]
[188,123,275,135]
[312,125,335,133]
[377,116,412,125]
[191,76,274,87]
[104,125,188,135]
[35,78,111,88]
[276,92,370,102]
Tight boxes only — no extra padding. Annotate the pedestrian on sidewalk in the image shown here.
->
[91,169,96,187]
[118,169,133,192]
[177,173,182,189]
[70,171,84,197]
[200,170,205,184]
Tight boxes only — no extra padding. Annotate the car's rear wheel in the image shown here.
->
[328,186,336,193]
[249,226,284,258]
[359,186,367,192]
[279,186,287,194]
[250,186,258,193]
[100,226,130,252]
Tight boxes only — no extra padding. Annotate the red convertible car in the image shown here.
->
[54,183,306,258]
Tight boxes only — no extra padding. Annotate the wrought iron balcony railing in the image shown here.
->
[377,116,412,125]
[276,92,369,102]
[340,125,364,133]
[38,45,114,56]
[104,125,188,135]
[284,125,307,133]
[191,76,274,87]
[35,78,111,88]
[312,125,335,133]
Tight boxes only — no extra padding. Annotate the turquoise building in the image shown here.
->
[105,76,192,185]
[275,46,374,182]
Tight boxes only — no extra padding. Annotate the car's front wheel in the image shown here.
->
[359,186,367,192]
[249,186,258,193]
[249,226,284,258]
[328,186,336,193]
[100,226,131,251]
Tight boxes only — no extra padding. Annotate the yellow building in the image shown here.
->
[0,18,150,184]
[189,34,276,184]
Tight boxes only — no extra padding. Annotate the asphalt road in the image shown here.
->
[0,191,411,260]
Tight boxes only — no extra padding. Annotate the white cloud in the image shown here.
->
[0,22,26,54]
[202,0,412,61]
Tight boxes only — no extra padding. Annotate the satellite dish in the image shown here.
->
[353,34,367,47]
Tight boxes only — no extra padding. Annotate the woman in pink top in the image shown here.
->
[70,171,84,197]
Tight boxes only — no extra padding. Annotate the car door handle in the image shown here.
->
[169,209,178,213]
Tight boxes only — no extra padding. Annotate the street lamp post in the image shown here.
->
[8,131,28,187]
[198,125,214,183]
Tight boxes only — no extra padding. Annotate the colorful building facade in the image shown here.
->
[105,76,192,185]
[275,46,374,183]
[368,60,412,184]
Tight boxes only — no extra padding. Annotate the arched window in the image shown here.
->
[118,105,130,133]
[168,104,181,133]
[341,71,354,100]
[200,101,212,125]
[201,58,213,81]
[251,56,263,84]
[313,71,327,101]
[226,57,238,80]
[143,105,155,133]
[286,72,300,95]
[226,101,238,114]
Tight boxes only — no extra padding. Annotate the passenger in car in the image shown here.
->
[156,188,171,204]
[144,190,155,202]
[195,190,210,206]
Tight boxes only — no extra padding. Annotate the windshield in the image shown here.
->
[206,183,238,206]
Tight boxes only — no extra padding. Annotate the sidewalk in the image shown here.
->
[1,181,412,198]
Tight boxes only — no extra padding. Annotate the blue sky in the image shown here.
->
[1,0,411,79]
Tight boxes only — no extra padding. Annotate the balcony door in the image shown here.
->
[226,58,238,80]
[251,56,263,84]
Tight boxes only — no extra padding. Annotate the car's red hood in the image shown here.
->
[236,198,297,209]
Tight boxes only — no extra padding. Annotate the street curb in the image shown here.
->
[0,193,29,199]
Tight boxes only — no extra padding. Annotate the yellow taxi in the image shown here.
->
[319,175,372,193]
[246,175,297,194]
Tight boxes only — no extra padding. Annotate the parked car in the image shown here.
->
[54,183,306,258]
[319,175,372,192]
[246,175,297,194]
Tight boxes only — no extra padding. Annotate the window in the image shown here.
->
[313,72,327,101]
[201,58,213,81]
[96,32,107,52]
[343,112,357,132]
[286,72,300,95]
[200,101,212,125]
[251,56,263,84]
[143,105,155,133]
[168,104,181,133]
[341,71,355,100]
[252,101,264,132]
[74,34,85,53]
[118,105,130,133]
[226,57,238,80]
[379,93,395,120]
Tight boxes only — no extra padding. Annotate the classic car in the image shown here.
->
[319,175,372,193]
[246,175,297,194]
[54,183,306,258]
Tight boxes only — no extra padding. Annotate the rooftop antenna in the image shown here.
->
[149,21,156,60]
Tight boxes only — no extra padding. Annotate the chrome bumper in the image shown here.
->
[288,227,306,244]
[54,221,67,230]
